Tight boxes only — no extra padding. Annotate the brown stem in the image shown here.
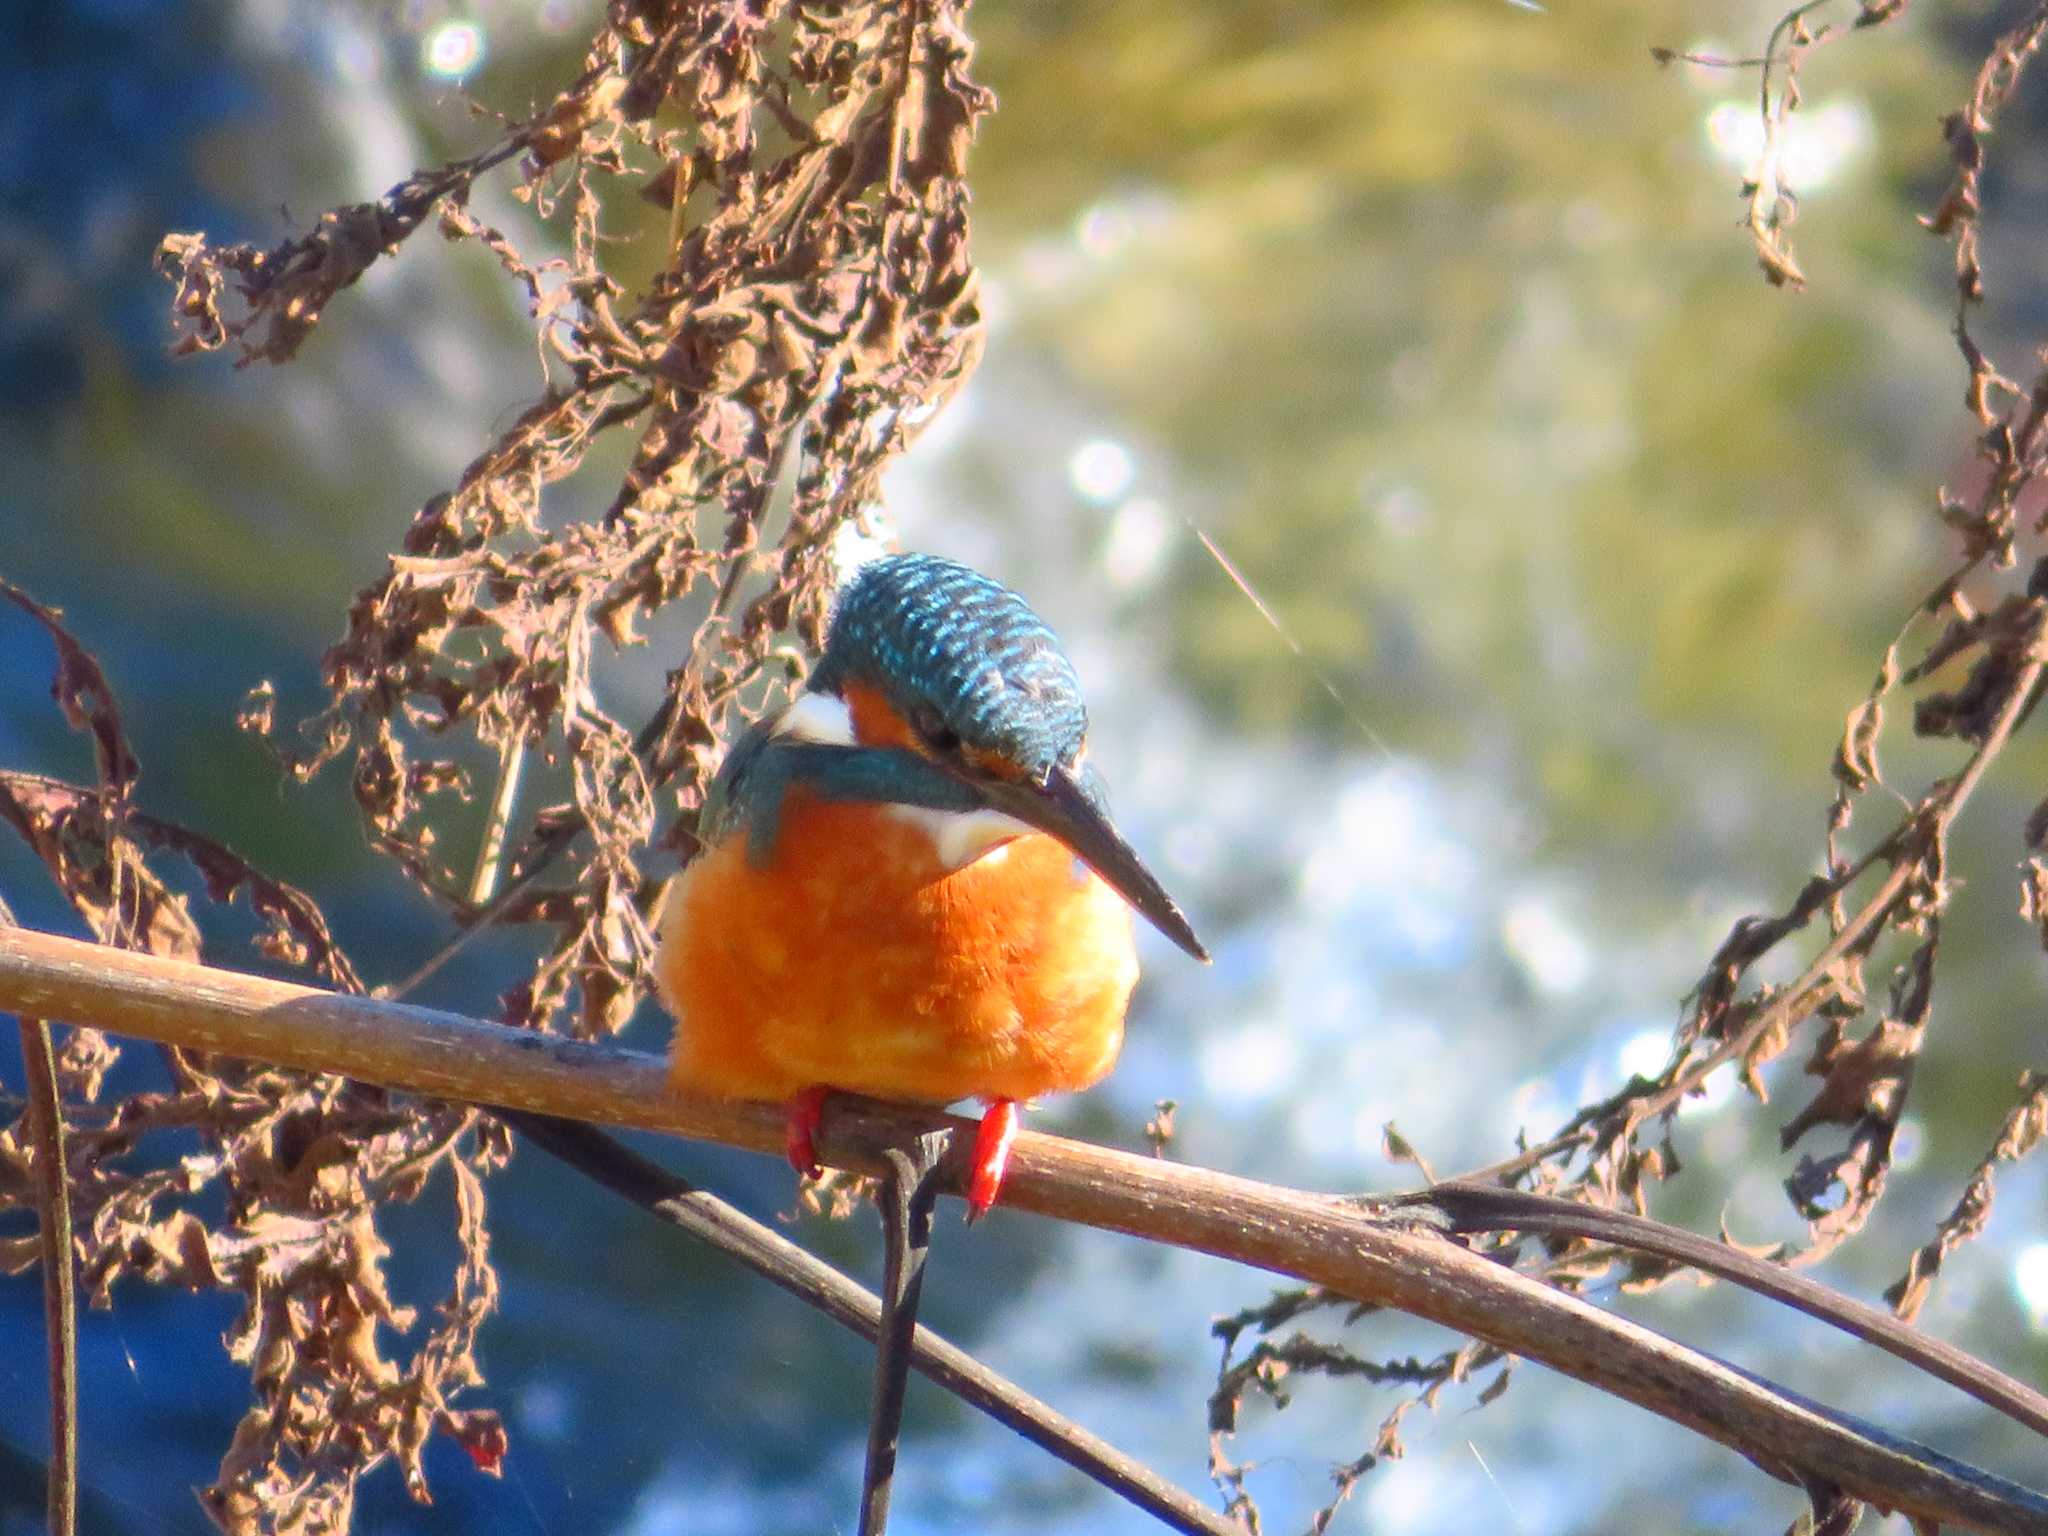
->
[1464,657,2047,1187]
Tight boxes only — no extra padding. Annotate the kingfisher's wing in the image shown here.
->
[695,714,781,850]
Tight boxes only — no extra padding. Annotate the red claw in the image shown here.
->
[966,1098,1019,1222]
[785,1085,831,1180]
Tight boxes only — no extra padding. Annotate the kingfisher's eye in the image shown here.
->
[911,704,962,753]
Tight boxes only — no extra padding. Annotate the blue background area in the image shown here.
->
[5,2,2048,1533]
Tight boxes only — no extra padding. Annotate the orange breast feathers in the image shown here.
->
[655,787,1140,1109]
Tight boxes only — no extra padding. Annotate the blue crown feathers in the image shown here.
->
[808,554,1089,780]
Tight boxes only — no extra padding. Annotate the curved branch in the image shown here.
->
[1400,1182,2048,1440]
[2,927,2045,1535]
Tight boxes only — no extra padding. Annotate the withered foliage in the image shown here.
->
[162,0,988,1046]
[1211,7,2048,1530]
[1207,1288,1507,1536]
[8,0,991,1531]
[0,582,506,1530]
[12,0,2047,1530]
[1651,0,1906,289]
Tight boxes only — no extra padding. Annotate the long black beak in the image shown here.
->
[974,764,1210,963]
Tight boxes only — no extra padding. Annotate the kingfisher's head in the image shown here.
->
[789,553,1207,962]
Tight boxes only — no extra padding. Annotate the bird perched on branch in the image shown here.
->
[655,552,1208,1218]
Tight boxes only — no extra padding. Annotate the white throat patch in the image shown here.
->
[771,691,1029,870]
[775,691,857,745]
[897,804,1031,871]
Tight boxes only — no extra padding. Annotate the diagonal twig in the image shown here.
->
[507,1112,1238,1536]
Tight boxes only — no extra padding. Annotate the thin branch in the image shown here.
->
[510,1113,1239,1536]
[376,686,680,1004]
[467,736,526,908]
[2,893,76,1536]
[18,1015,76,1536]
[860,1137,946,1536]
[1,930,2045,1533]
[1398,1182,2048,1440]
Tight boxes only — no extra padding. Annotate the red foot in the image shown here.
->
[967,1098,1019,1222]
[786,1086,831,1179]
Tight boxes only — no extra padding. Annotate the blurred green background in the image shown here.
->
[4,1,2047,1531]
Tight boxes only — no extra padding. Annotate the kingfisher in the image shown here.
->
[655,552,1208,1217]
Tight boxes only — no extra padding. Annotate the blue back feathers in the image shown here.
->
[809,554,1089,779]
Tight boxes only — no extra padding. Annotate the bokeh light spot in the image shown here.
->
[1371,480,1432,539]
[1616,1027,1669,1084]
[1070,186,1176,262]
[1365,1455,1447,1531]
[331,29,381,86]
[1198,1020,1299,1106]
[1705,97,1872,190]
[1508,1074,1566,1138]
[517,1380,572,1441]
[1102,497,1172,589]
[538,0,584,35]
[1069,438,1136,503]
[1074,201,1134,259]
[2013,1243,2048,1328]
[1706,101,1763,163]
[1502,896,1591,995]
[1681,1061,1735,1115]
[422,20,485,80]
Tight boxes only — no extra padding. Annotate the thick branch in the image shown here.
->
[2,928,2045,1534]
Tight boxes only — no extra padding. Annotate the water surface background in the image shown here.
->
[4,2,2047,1531]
